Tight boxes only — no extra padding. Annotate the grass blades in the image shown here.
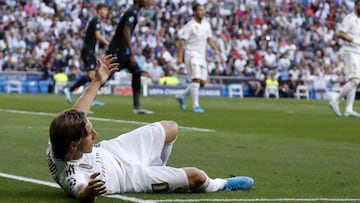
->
[0,94,359,202]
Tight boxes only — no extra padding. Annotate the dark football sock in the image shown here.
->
[132,71,141,107]
[70,75,91,92]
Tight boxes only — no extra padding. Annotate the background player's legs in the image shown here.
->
[106,50,152,113]
[132,70,142,108]
[339,79,360,117]
[178,86,191,98]
[177,80,202,112]
[329,52,360,116]
[190,81,200,109]
[345,88,356,113]
[70,75,91,92]
[130,67,153,114]
[192,62,208,113]
[176,84,190,110]
[64,52,104,106]
[335,80,358,102]
[331,79,360,117]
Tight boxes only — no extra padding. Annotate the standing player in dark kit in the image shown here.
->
[107,0,153,114]
[64,3,110,106]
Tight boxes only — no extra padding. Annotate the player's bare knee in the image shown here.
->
[183,167,206,189]
[160,120,178,145]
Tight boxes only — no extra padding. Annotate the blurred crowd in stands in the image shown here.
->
[0,0,355,97]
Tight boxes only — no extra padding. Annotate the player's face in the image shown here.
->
[99,7,109,19]
[194,5,205,21]
[78,120,98,153]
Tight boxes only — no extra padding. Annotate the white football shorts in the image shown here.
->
[342,51,360,80]
[185,53,208,81]
[99,122,189,193]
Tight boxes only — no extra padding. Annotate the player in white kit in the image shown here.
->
[329,0,360,117]
[176,2,222,113]
[46,54,254,202]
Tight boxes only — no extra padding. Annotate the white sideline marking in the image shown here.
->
[0,172,60,188]
[1,172,360,203]
[0,172,146,203]
[154,198,360,202]
[0,109,216,133]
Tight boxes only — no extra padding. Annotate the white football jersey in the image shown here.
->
[46,122,189,196]
[180,18,213,59]
[46,144,124,195]
[338,12,360,53]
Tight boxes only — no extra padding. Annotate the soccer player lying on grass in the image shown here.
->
[46,54,254,202]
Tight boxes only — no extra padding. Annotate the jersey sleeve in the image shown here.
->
[124,11,137,27]
[338,14,352,33]
[179,22,191,41]
[90,17,101,32]
[60,165,89,196]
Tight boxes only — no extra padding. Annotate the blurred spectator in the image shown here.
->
[209,61,224,84]
[24,0,37,16]
[159,69,179,85]
[134,48,146,68]
[0,0,355,96]
[265,72,279,98]
[247,73,263,97]
[53,68,68,84]
[279,73,296,98]
[143,59,164,84]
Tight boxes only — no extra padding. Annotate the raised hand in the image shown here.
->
[73,54,119,113]
[95,54,119,85]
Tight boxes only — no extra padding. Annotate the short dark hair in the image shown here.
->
[355,0,360,5]
[192,2,202,12]
[96,3,108,12]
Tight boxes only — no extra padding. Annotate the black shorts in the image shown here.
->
[107,49,140,74]
[81,49,97,71]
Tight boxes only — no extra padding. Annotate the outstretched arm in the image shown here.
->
[207,38,221,55]
[95,30,110,46]
[177,39,185,64]
[337,31,360,45]
[73,54,118,114]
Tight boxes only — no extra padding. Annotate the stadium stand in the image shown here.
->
[0,0,355,99]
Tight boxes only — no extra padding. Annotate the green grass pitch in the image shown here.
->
[0,93,359,203]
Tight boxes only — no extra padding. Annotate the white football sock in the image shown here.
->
[204,178,227,192]
[190,82,200,108]
[345,88,356,113]
[179,85,191,98]
[337,79,359,102]
[193,173,226,192]
[337,82,353,102]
